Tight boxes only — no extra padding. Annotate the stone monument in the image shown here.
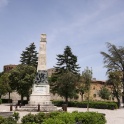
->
[16,34,57,111]
[29,34,51,106]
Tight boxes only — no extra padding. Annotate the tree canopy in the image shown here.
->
[20,42,38,68]
[81,67,92,111]
[107,71,122,107]
[0,73,11,98]
[101,42,124,103]
[101,42,124,72]
[98,86,111,100]
[9,64,36,102]
[54,71,79,104]
[54,46,80,74]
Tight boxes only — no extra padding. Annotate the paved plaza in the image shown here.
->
[0,104,124,124]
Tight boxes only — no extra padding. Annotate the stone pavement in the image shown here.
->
[0,104,124,124]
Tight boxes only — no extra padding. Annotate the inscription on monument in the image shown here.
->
[35,86,46,93]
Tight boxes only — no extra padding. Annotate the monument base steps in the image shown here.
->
[15,105,57,112]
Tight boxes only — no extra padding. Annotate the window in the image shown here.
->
[93,94,96,98]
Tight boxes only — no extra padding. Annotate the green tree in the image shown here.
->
[0,73,12,99]
[101,42,124,103]
[55,71,79,104]
[50,46,80,104]
[77,77,86,102]
[98,86,111,100]
[20,42,38,68]
[82,67,92,111]
[107,71,122,107]
[9,64,36,103]
[54,46,80,74]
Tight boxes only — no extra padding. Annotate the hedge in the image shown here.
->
[1,99,12,103]
[52,100,118,110]
[21,111,106,124]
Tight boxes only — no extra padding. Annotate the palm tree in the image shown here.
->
[101,42,124,104]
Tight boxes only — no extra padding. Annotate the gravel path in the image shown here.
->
[0,104,124,124]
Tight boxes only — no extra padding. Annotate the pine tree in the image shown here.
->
[54,46,80,74]
[20,43,38,68]
[50,46,80,104]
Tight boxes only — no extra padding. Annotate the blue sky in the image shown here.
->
[0,0,124,80]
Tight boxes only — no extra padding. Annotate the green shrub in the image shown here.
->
[12,112,20,121]
[4,116,17,124]
[0,116,17,124]
[52,100,65,107]
[1,99,12,103]
[52,100,118,109]
[34,112,46,123]
[0,116,5,123]
[72,112,106,124]
[21,113,36,124]
[42,118,65,124]
[21,111,106,124]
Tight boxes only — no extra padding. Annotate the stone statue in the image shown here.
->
[34,70,48,84]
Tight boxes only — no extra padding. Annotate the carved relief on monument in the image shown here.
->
[34,70,48,84]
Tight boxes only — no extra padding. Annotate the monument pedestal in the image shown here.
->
[29,84,52,105]
[16,84,57,112]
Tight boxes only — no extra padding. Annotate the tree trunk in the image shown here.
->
[65,96,68,105]
[8,92,11,103]
[21,95,23,105]
[27,95,29,101]
[81,93,84,102]
[87,89,90,112]
[114,89,121,108]
[117,97,120,108]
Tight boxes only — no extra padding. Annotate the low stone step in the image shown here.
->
[0,112,13,118]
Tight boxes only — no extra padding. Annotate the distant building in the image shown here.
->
[3,65,55,76]
[47,68,56,77]
[89,79,112,101]
[3,64,17,72]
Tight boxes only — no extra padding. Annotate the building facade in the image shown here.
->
[3,64,17,72]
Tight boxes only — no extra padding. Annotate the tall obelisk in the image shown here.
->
[37,34,47,71]
[29,34,51,105]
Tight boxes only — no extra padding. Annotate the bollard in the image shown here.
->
[62,104,67,111]
[10,104,13,111]
[19,103,21,108]
[15,104,18,109]
[38,104,40,111]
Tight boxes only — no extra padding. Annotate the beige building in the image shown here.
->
[88,79,112,101]
[50,78,113,102]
